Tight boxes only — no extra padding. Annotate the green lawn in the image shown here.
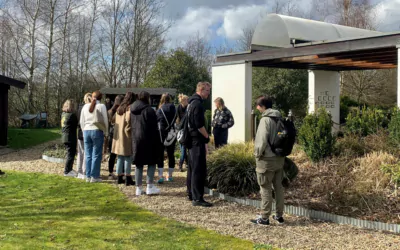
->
[0,172,256,250]
[7,128,61,149]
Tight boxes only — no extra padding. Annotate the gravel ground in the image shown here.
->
[1,141,399,250]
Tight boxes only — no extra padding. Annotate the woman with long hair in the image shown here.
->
[131,91,161,196]
[156,93,177,183]
[177,94,188,172]
[112,92,135,186]
[211,97,234,148]
[107,95,124,179]
[80,90,109,183]
[76,93,92,179]
[61,99,78,177]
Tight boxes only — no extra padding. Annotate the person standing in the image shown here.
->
[107,95,124,179]
[251,95,285,225]
[177,94,189,172]
[131,91,161,196]
[76,93,92,179]
[61,99,78,177]
[80,90,109,183]
[156,93,177,183]
[211,97,234,149]
[112,92,135,186]
[187,82,212,207]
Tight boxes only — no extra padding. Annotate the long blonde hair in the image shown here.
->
[178,94,188,104]
[158,93,172,108]
[214,97,225,110]
[62,99,76,113]
[83,93,92,104]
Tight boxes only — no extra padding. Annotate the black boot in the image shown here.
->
[125,175,135,186]
[179,162,184,172]
[117,175,124,184]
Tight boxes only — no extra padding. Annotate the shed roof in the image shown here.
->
[0,75,26,89]
[100,87,177,96]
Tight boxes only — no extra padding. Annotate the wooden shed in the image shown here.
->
[0,75,26,146]
[99,87,177,109]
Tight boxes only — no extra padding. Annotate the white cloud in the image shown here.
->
[375,0,400,31]
[217,5,265,40]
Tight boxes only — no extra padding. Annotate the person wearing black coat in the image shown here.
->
[131,91,161,196]
[156,93,177,183]
[176,94,189,172]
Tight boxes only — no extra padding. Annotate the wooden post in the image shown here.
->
[0,84,9,146]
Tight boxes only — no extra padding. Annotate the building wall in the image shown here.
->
[0,84,9,146]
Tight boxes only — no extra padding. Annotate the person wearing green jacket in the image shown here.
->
[251,95,285,226]
[61,99,78,177]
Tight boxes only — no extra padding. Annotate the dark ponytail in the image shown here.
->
[89,90,103,113]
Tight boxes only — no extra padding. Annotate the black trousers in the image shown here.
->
[187,142,207,201]
[64,142,77,174]
[108,153,117,173]
[213,128,228,149]
[158,140,176,169]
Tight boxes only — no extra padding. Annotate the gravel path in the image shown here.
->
[1,141,399,250]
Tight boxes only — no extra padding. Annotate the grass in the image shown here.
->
[7,128,61,149]
[0,171,255,250]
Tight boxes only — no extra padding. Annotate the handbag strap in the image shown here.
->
[160,107,177,131]
[160,108,170,127]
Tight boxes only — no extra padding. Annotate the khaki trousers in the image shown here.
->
[256,157,284,219]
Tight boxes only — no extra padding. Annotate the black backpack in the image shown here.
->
[177,104,192,148]
[267,116,296,157]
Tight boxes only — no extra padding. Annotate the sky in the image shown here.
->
[162,0,400,50]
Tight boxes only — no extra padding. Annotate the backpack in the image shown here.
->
[267,116,296,157]
[159,108,177,146]
[176,104,192,148]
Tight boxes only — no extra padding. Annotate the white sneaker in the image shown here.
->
[146,185,160,195]
[90,177,102,183]
[136,187,143,196]
[86,178,91,183]
[70,170,77,176]
[64,171,76,177]
[77,173,85,179]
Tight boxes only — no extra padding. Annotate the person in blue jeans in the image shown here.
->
[112,92,135,186]
[177,94,189,172]
[80,90,109,183]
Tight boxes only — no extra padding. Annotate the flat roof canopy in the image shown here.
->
[215,32,400,71]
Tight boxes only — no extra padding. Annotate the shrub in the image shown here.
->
[340,96,359,124]
[43,143,67,158]
[381,163,400,195]
[298,108,335,162]
[388,108,400,147]
[345,106,387,136]
[205,109,211,133]
[207,142,259,196]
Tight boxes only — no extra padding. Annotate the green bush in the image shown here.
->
[205,109,211,133]
[388,108,400,147]
[207,142,259,196]
[340,96,359,124]
[298,108,335,162]
[345,106,387,136]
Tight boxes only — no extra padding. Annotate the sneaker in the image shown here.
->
[86,177,91,183]
[108,173,115,180]
[64,171,76,177]
[250,215,270,225]
[90,177,102,183]
[146,185,161,195]
[192,200,213,207]
[136,187,143,196]
[77,173,85,179]
[272,215,285,224]
[70,169,77,175]
[0,170,5,175]
[157,177,164,184]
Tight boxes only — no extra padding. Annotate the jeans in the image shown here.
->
[157,140,176,169]
[187,142,207,201]
[213,127,228,149]
[64,142,77,174]
[135,165,156,186]
[76,139,86,175]
[179,144,187,166]
[84,130,104,179]
[116,155,132,175]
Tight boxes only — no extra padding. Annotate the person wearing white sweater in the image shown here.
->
[80,90,109,183]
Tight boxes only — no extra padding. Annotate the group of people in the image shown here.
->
[60,82,286,222]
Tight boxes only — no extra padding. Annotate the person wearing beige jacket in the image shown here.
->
[251,95,285,226]
[112,92,135,186]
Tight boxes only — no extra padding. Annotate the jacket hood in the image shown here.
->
[188,93,203,104]
[261,108,282,118]
[131,100,149,115]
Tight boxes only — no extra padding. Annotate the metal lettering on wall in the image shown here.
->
[315,91,336,109]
